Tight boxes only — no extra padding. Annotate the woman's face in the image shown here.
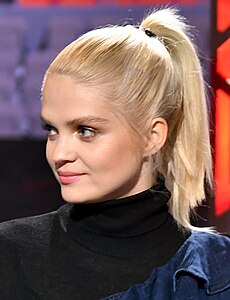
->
[41,74,153,204]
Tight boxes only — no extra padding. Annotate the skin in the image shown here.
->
[41,74,167,204]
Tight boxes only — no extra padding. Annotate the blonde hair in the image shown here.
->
[44,8,212,230]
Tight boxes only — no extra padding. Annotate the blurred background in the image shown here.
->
[0,0,229,234]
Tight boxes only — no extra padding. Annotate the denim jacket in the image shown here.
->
[103,232,230,300]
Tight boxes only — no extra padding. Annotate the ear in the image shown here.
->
[143,117,168,156]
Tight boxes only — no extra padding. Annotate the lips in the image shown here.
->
[57,172,86,184]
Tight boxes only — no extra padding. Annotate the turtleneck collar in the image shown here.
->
[69,181,171,238]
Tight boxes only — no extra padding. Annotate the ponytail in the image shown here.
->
[46,8,213,230]
[140,9,212,229]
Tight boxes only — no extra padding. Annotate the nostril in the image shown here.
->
[48,136,78,164]
[55,160,68,169]
[52,146,78,165]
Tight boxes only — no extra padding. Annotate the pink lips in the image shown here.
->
[58,172,86,184]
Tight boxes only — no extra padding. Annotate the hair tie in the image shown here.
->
[144,28,157,38]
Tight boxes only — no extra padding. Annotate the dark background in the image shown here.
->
[0,140,64,221]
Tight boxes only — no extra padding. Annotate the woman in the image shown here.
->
[0,8,229,300]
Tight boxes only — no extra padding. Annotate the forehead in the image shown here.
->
[41,74,128,126]
[43,74,110,110]
[43,74,106,102]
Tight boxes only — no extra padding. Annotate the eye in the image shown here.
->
[42,123,58,138]
[78,126,96,139]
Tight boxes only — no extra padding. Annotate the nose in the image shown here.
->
[49,136,78,167]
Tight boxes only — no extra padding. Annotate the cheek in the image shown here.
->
[89,137,140,171]
[86,147,115,168]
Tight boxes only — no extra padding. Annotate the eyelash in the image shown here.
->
[42,123,57,136]
[77,126,96,140]
[42,123,97,141]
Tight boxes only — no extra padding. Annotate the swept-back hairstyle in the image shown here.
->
[43,8,212,229]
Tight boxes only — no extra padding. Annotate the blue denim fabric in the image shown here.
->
[103,232,230,299]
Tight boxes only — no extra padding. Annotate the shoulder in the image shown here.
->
[172,231,230,295]
[0,204,71,248]
[180,230,230,256]
[182,230,230,263]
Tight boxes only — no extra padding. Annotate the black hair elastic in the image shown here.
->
[144,28,157,38]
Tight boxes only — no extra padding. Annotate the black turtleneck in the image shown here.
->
[0,184,190,300]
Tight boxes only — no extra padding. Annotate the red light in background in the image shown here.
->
[217,0,230,32]
[214,0,230,216]
[215,90,230,215]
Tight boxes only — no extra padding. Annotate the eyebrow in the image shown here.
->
[40,115,109,125]
[68,116,109,126]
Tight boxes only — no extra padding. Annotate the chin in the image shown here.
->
[60,189,101,204]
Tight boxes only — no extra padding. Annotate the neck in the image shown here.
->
[69,181,170,237]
